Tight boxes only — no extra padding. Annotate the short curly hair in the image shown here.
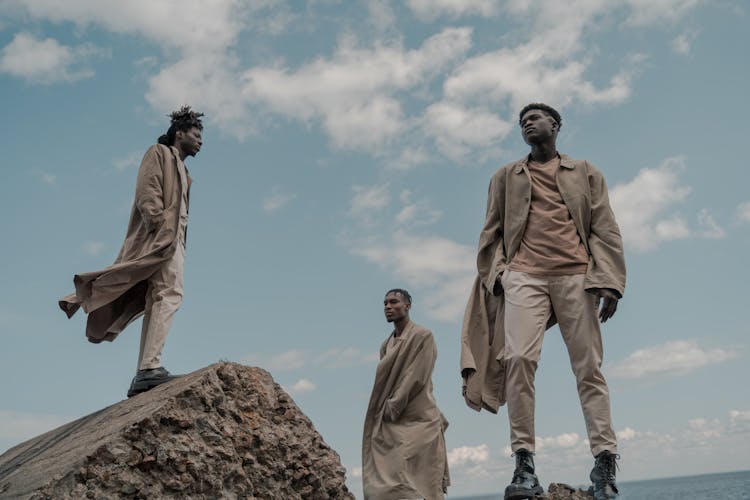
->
[158,105,204,146]
[518,103,562,129]
[385,288,412,305]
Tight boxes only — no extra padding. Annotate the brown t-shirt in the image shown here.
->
[508,156,589,275]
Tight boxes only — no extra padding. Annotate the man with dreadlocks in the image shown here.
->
[362,289,450,500]
[460,103,625,499]
[60,106,204,398]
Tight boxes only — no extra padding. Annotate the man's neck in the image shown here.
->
[528,142,557,164]
[393,317,409,336]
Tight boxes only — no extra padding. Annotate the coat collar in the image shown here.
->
[514,152,575,173]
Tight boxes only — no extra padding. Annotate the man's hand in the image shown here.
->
[492,273,503,296]
[589,288,619,323]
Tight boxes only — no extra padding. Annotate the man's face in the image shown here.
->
[384,292,410,323]
[520,109,557,145]
[176,127,203,157]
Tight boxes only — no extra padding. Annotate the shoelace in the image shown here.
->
[595,453,620,483]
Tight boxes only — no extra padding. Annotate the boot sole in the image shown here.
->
[127,375,179,398]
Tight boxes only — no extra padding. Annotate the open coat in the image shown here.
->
[460,154,626,413]
[362,321,450,500]
[59,144,189,343]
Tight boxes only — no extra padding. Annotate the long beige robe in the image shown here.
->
[362,321,450,500]
[59,144,189,343]
[460,154,624,412]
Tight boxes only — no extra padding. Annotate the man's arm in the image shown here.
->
[134,145,167,233]
[477,171,507,296]
[383,333,436,422]
[584,164,626,300]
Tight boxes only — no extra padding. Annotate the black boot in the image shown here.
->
[127,367,180,398]
[590,450,619,499]
[504,449,544,499]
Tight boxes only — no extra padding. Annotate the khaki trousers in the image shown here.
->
[137,239,185,370]
[501,270,617,457]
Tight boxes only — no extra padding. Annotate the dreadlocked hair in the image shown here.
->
[518,102,562,129]
[158,105,205,146]
[386,288,412,305]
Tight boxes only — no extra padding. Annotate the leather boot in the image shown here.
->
[504,449,544,499]
[590,450,619,499]
[127,367,180,398]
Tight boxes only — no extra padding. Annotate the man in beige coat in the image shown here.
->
[461,103,625,500]
[362,289,450,500]
[60,106,203,398]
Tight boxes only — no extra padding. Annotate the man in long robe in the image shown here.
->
[59,106,204,398]
[461,103,625,500]
[362,289,450,500]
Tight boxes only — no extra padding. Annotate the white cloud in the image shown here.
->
[288,378,316,395]
[350,465,363,478]
[407,0,499,21]
[609,156,724,252]
[395,190,441,227]
[696,208,725,239]
[112,151,142,171]
[242,347,378,372]
[83,241,105,257]
[243,349,308,372]
[672,30,699,55]
[536,432,581,451]
[608,340,739,379]
[350,184,391,219]
[262,190,296,212]
[729,410,750,432]
[736,202,750,223]
[351,230,475,322]
[448,444,490,467]
[0,410,68,441]
[242,27,473,150]
[0,32,102,84]
[423,102,511,161]
[624,0,702,26]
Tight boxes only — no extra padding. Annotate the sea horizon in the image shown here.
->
[449,469,750,499]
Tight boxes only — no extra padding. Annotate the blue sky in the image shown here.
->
[1,0,749,497]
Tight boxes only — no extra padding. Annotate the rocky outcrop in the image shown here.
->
[0,362,353,499]
[546,482,594,499]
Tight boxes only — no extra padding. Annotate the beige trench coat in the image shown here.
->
[460,154,626,413]
[362,322,450,500]
[59,144,189,343]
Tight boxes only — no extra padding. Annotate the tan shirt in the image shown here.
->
[508,156,589,275]
[171,147,189,244]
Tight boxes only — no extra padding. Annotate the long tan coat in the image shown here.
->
[362,322,450,500]
[59,144,189,343]
[461,154,626,412]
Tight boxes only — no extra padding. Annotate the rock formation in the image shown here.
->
[545,482,594,499]
[0,362,354,499]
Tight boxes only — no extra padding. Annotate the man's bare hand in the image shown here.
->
[492,273,503,296]
[589,288,619,323]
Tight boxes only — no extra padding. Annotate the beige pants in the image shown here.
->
[137,240,185,370]
[501,270,617,457]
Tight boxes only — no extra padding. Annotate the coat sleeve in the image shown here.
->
[476,171,507,294]
[383,333,436,422]
[584,164,626,297]
[134,146,167,233]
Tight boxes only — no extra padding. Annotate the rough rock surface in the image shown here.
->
[0,362,354,499]
[545,482,594,499]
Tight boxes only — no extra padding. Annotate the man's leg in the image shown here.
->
[502,270,551,452]
[550,274,619,499]
[138,241,185,370]
[128,241,185,397]
[502,270,550,499]
[549,274,616,456]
